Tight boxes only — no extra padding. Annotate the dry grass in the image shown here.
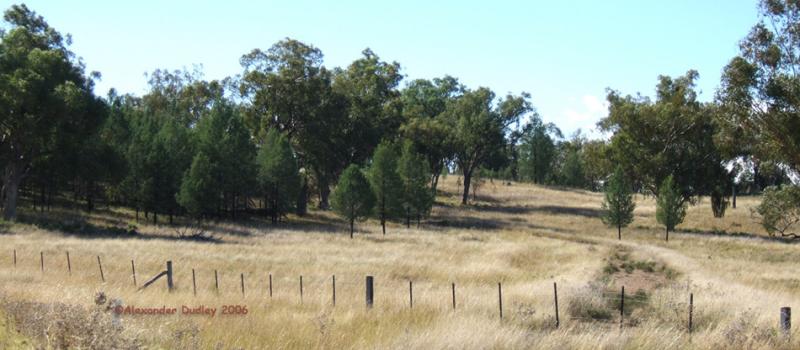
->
[0,176,798,349]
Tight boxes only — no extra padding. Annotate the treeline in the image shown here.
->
[3,2,800,239]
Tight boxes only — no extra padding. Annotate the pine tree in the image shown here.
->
[656,175,687,241]
[601,166,635,240]
[177,152,219,218]
[257,129,301,224]
[332,164,376,238]
[398,141,434,228]
[368,141,404,235]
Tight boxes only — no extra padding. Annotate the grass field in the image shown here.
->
[1,176,799,349]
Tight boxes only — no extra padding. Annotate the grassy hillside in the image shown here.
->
[0,177,798,349]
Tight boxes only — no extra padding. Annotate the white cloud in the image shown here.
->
[556,94,610,139]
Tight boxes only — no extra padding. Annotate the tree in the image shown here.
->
[656,175,687,241]
[447,88,531,204]
[400,77,463,194]
[0,4,103,220]
[177,151,218,218]
[756,185,800,240]
[367,141,403,234]
[601,167,636,240]
[601,71,730,203]
[518,116,562,184]
[717,0,800,173]
[398,141,433,228]
[257,129,301,224]
[331,164,375,238]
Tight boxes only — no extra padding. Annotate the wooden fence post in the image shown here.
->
[688,293,693,333]
[97,256,105,282]
[409,280,413,309]
[332,275,336,306]
[40,251,43,272]
[451,283,456,310]
[781,307,791,336]
[366,276,374,308]
[13,249,16,268]
[299,275,304,304]
[240,273,245,297]
[498,282,503,320]
[192,269,197,296]
[166,260,173,292]
[214,270,219,295]
[269,274,272,298]
[131,260,137,287]
[66,252,71,275]
[620,286,625,329]
[554,282,560,328]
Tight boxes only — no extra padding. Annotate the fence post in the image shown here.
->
[97,256,105,282]
[620,286,625,329]
[269,273,272,298]
[366,276,374,308]
[13,249,16,268]
[300,275,304,304]
[498,282,503,320]
[66,252,71,275]
[452,282,456,310]
[131,260,137,287]
[40,251,43,272]
[214,270,219,295]
[241,273,245,297]
[688,293,693,333]
[554,282,560,328]
[409,280,413,309]
[781,307,791,336]
[192,269,197,296]
[332,275,336,306]
[166,261,173,292]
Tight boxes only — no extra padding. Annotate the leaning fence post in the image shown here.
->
[688,293,693,333]
[268,273,272,298]
[332,275,336,306]
[300,275,304,304]
[131,260,137,287]
[97,256,105,282]
[66,251,71,275]
[620,286,625,329]
[240,273,245,297]
[366,276,374,308]
[498,282,503,320]
[40,251,44,272]
[554,282,560,328]
[192,269,197,296]
[166,260,173,292]
[781,307,791,336]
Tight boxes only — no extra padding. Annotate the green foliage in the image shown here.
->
[756,185,800,239]
[398,141,433,226]
[257,128,301,223]
[601,167,636,239]
[560,148,586,188]
[367,141,404,234]
[518,116,562,184]
[656,176,687,240]
[177,152,218,217]
[331,164,376,237]
[717,1,800,172]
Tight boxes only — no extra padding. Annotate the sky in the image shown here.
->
[12,0,760,138]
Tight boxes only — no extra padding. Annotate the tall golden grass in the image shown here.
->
[1,176,798,349]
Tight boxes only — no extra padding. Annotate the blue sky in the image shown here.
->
[15,0,759,138]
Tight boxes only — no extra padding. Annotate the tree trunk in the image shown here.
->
[461,168,473,205]
[618,224,621,240]
[319,184,331,210]
[2,162,24,221]
[665,227,669,242]
[350,217,354,239]
[406,207,410,228]
[417,213,420,228]
[732,184,737,209]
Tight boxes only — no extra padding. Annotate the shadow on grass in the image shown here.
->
[469,204,602,218]
[633,224,800,244]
